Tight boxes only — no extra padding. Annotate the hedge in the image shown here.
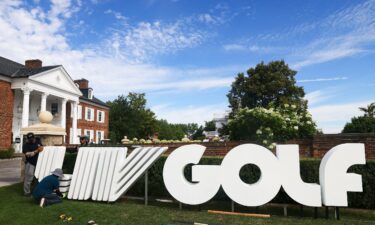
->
[0,147,15,159]
[62,153,375,209]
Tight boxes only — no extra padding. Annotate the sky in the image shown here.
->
[0,0,374,133]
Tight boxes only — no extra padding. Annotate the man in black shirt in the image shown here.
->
[23,133,43,196]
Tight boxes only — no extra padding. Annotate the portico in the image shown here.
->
[11,66,82,152]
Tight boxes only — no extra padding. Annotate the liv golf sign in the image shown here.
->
[163,143,366,207]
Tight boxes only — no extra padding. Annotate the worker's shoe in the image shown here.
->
[39,198,45,208]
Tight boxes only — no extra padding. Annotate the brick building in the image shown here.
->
[0,56,109,152]
[66,79,109,144]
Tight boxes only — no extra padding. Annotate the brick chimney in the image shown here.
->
[74,79,89,89]
[25,59,42,69]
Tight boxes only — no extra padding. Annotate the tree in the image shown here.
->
[227,60,306,114]
[227,105,316,147]
[191,126,205,140]
[359,103,375,117]
[342,116,375,133]
[204,120,216,131]
[156,120,186,140]
[342,103,375,133]
[108,93,157,143]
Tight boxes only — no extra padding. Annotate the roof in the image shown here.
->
[80,88,109,108]
[0,56,23,76]
[0,56,59,78]
[80,96,109,108]
[11,65,60,77]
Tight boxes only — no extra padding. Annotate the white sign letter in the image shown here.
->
[221,144,281,206]
[319,143,366,206]
[276,145,321,207]
[163,144,221,205]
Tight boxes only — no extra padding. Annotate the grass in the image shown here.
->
[1,184,375,225]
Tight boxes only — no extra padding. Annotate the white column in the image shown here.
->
[61,99,67,129]
[40,93,48,112]
[21,88,31,128]
[71,101,78,144]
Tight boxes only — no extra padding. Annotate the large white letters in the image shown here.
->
[319,143,366,206]
[163,143,366,207]
[221,144,281,206]
[163,144,221,205]
[276,145,321,207]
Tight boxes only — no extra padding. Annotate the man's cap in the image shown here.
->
[51,168,64,178]
[26,132,35,140]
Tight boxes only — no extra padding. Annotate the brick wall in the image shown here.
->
[66,101,109,143]
[0,80,14,149]
[121,133,375,159]
[312,133,375,158]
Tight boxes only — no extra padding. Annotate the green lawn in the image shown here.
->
[1,184,375,225]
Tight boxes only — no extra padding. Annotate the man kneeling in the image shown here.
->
[33,168,64,207]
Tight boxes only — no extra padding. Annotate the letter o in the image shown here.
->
[221,144,281,206]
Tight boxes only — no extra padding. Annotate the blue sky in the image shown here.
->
[0,0,374,133]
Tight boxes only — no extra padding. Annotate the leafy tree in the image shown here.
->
[185,123,199,136]
[227,105,316,148]
[227,60,306,114]
[191,126,205,140]
[204,120,216,131]
[342,116,375,133]
[156,120,185,140]
[342,103,375,133]
[359,103,375,117]
[155,120,199,140]
[108,93,157,143]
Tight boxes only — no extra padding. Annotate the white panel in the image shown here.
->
[92,149,106,201]
[68,147,84,199]
[77,149,91,200]
[34,146,66,182]
[84,149,100,200]
[103,149,118,201]
[67,146,166,202]
[97,149,111,201]
[110,147,168,201]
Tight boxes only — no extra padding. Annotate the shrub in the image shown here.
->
[228,106,316,148]
[62,153,375,209]
[0,147,15,159]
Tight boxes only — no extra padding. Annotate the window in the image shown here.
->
[97,110,105,123]
[85,107,94,121]
[88,89,93,100]
[84,129,94,143]
[96,130,104,144]
[51,103,58,115]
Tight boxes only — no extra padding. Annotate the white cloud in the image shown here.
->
[309,101,372,133]
[152,103,228,125]
[223,44,247,51]
[117,20,206,62]
[198,13,216,24]
[224,0,375,68]
[104,9,127,21]
[298,77,348,83]
[305,90,332,106]
[292,0,375,68]
[0,1,240,102]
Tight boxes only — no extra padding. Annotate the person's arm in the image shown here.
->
[36,145,44,153]
[55,188,63,197]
